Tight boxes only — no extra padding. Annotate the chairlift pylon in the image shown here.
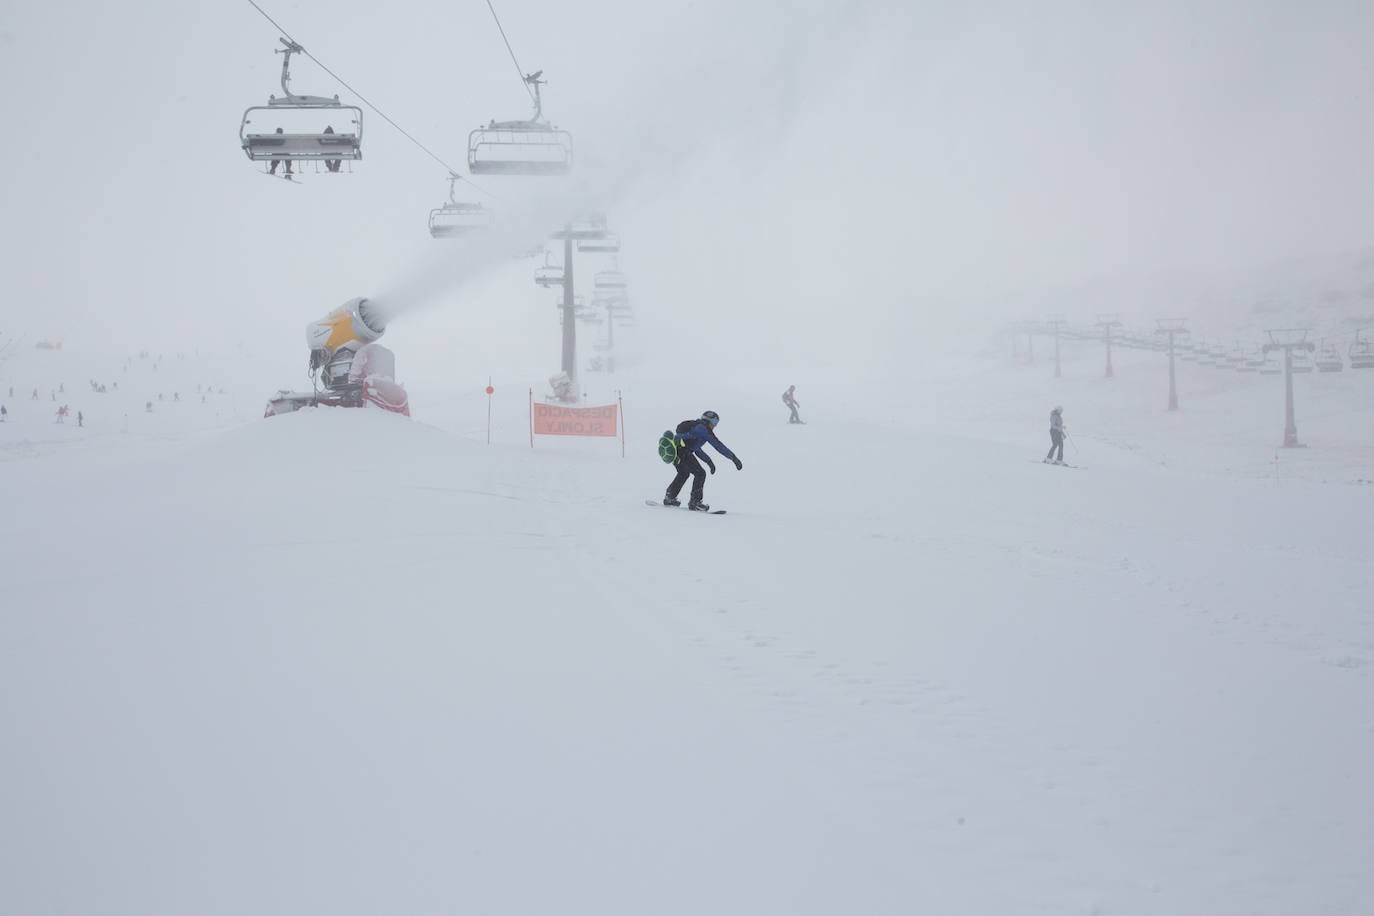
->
[468,71,573,175]
[240,40,362,167]
[428,175,493,238]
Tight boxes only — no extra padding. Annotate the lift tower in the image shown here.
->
[1047,317,1067,378]
[1096,314,1122,378]
[1263,329,1315,448]
[1155,319,1189,411]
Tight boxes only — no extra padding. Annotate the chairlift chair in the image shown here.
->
[578,233,621,254]
[429,176,493,238]
[593,269,628,291]
[534,252,564,288]
[241,40,362,167]
[1350,330,1374,369]
[468,71,573,175]
[552,214,610,241]
[1315,340,1344,372]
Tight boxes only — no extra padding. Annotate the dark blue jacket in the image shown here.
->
[679,421,737,462]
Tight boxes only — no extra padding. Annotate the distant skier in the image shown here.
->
[1,404,7,421]
[1045,406,1066,464]
[664,410,742,511]
[77,411,83,428]
[782,385,802,424]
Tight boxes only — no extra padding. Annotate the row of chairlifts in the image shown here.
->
[241,41,362,170]
[468,72,573,176]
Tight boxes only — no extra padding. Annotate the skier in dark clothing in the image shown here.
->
[1045,406,1066,464]
[665,410,742,511]
[782,385,802,424]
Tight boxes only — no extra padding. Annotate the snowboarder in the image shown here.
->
[782,385,802,424]
[664,410,743,511]
[1045,406,1066,464]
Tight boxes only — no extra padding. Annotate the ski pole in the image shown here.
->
[1066,431,1078,455]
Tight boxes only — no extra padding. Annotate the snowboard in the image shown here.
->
[645,499,726,514]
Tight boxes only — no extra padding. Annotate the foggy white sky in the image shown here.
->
[1,0,1372,377]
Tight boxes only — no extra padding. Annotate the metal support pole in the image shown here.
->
[561,233,576,381]
[1155,321,1187,410]
[1263,331,1313,448]
[1167,337,1178,410]
[1097,318,1121,379]
[1047,318,1065,378]
[1282,348,1298,447]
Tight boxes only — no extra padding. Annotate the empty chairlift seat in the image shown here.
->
[468,70,574,176]
[468,122,573,175]
[428,177,492,238]
[1350,332,1374,369]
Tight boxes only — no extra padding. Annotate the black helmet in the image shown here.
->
[701,410,720,426]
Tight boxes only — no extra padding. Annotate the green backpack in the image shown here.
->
[657,430,680,464]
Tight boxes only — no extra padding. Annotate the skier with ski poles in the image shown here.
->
[1045,406,1066,464]
[664,410,742,511]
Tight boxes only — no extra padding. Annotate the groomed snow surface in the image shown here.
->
[2,343,1372,915]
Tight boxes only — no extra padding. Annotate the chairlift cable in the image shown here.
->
[244,0,472,181]
[482,0,538,105]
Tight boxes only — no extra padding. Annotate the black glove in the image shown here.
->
[704,456,716,475]
[732,456,743,471]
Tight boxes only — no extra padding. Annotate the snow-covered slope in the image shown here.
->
[2,343,1372,915]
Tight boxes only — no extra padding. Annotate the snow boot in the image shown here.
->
[663,494,681,507]
[688,498,710,512]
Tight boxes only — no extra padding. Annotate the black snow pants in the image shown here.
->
[667,449,707,502]
[1046,429,1064,461]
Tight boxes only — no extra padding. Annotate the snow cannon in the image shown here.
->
[264,296,411,418]
[306,296,387,388]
